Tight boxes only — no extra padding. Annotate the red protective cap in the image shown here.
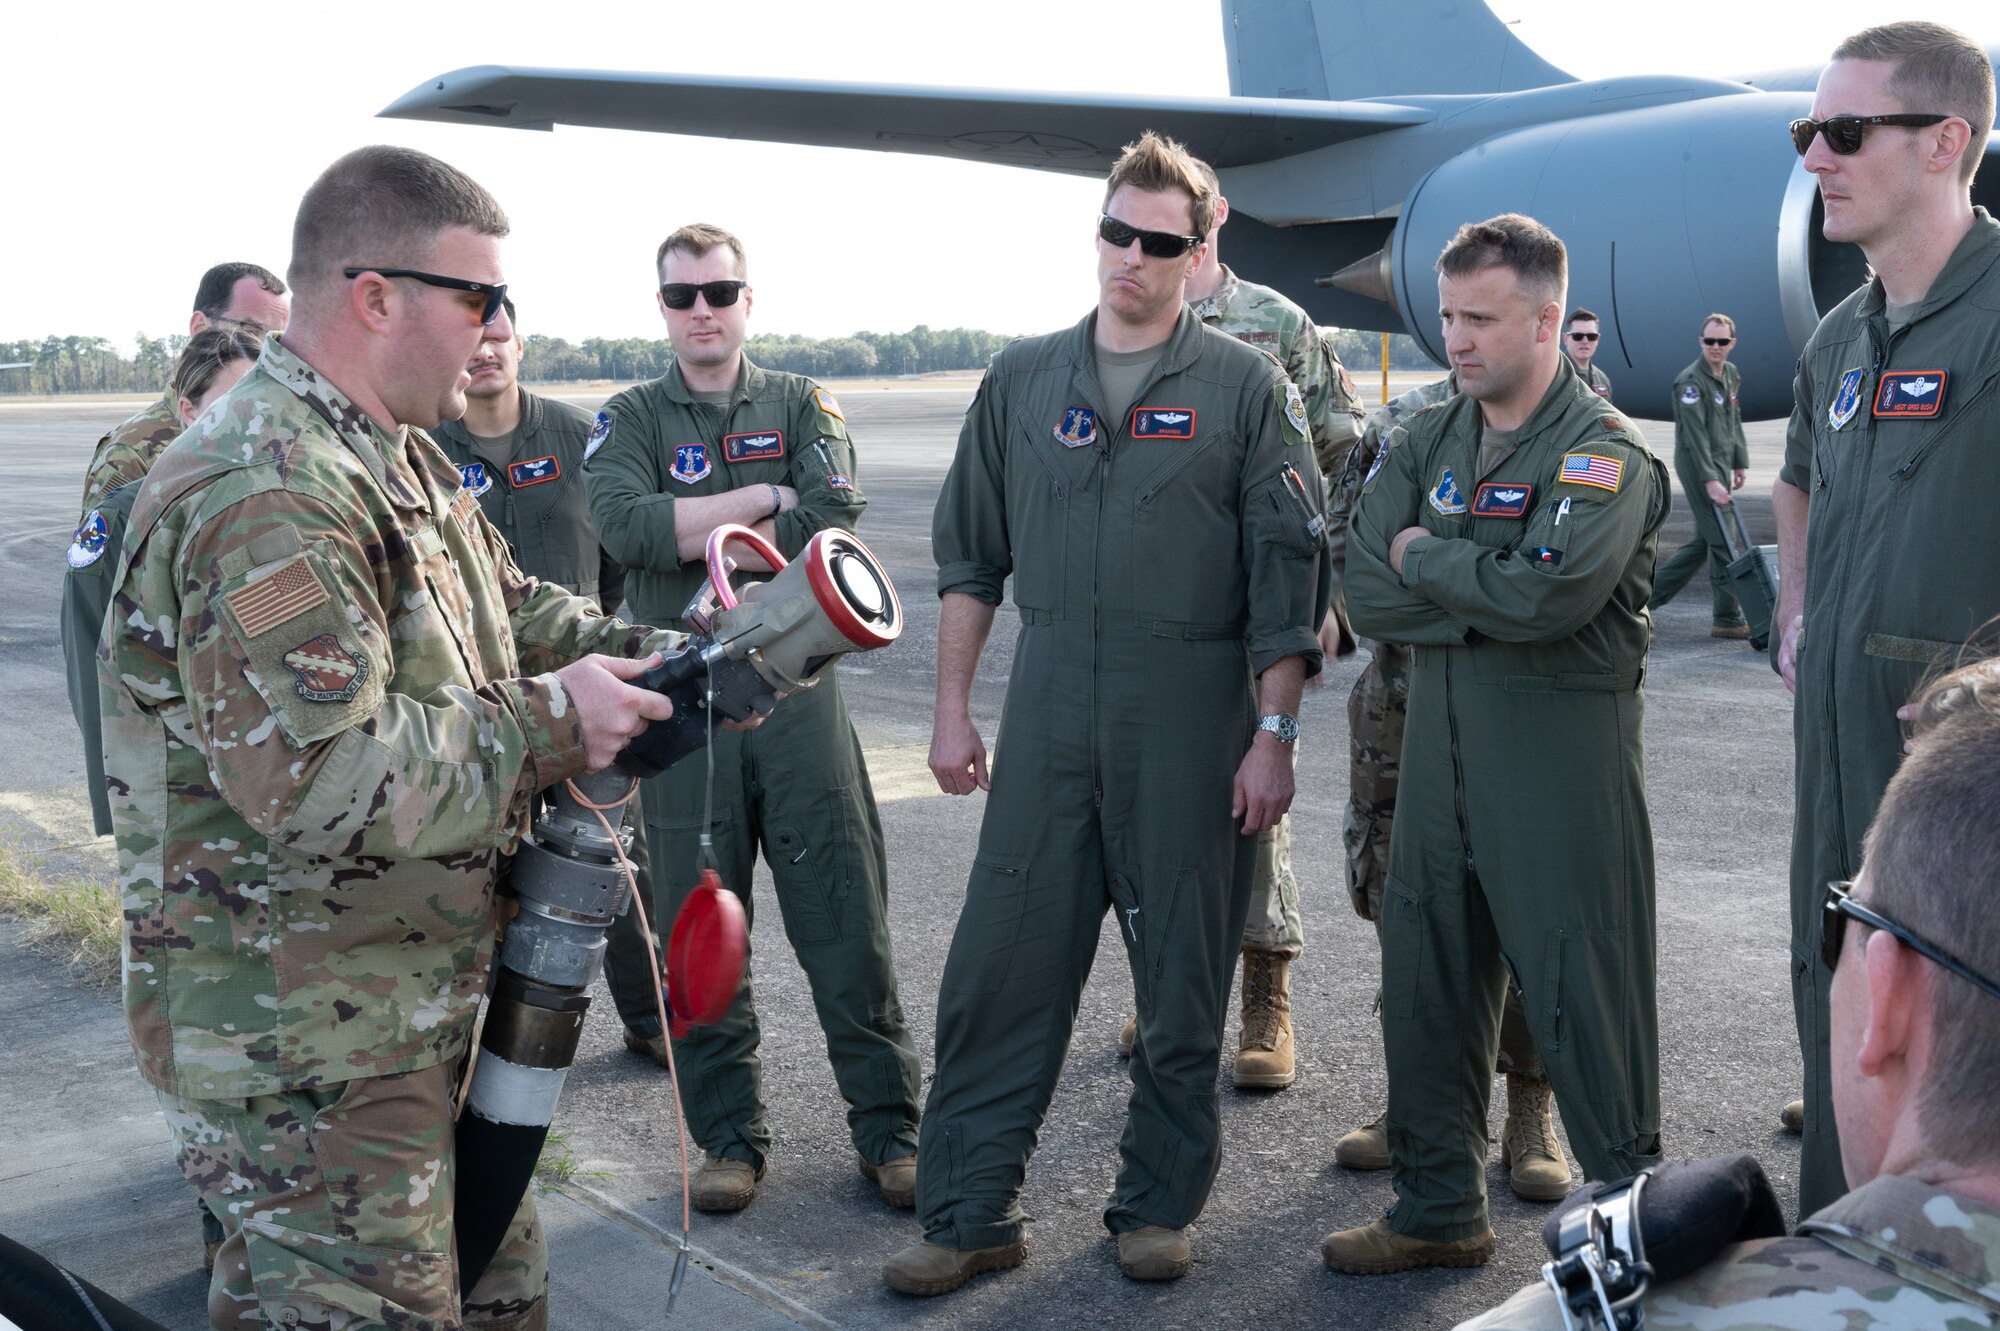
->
[666,869,748,1038]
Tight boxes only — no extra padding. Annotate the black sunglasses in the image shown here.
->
[1790,113,1949,156]
[659,280,748,310]
[1567,331,1599,342]
[1097,213,1202,259]
[1821,880,2000,1000]
[1703,337,1735,347]
[344,267,508,325]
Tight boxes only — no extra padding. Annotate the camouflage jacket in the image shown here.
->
[80,390,181,515]
[1456,1175,2000,1329]
[101,334,676,1099]
[1190,265,1363,482]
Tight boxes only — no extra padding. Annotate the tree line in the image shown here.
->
[0,327,1434,395]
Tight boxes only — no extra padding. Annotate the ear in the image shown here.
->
[1538,299,1562,343]
[188,311,209,336]
[1189,240,1211,272]
[1213,195,1231,230]
[1854,929,1924,1078]
[741,285,753,321]
[1929,117,1974,178]
[350,272,395,336]
[178,396,200,428]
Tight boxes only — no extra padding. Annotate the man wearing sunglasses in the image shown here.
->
[1772,20,1998,1220]
[1457,660,2000,1329]
[586,223,923,1219]
[1562,309,1613,402]
[98,146,686,1331]
[889,130,1328,1295]
[1650,313,1751,638]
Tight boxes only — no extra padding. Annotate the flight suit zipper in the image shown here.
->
[1093,439,1109,810]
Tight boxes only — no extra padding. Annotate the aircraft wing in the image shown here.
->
[379,66,1432,174]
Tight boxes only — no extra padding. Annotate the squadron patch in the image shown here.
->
[584,411,612,462]
[1680,384,1701,406]
[224,556,329,638]
[723,430,785,462]
[1283,383,1309,435]
[508,455,559,488]
[1054,405,1098,448]
[1873,370,1947,419]
[458,461,493,497]
[826,473,854,490]
[67,509,110,568]
[670,442,712,484]
[1559,453,1624,492]
[1428,467,1468,515]
[1362,446,1390,491]
[283,633,370,704]
[1829,367,1865,430]
[1712,389,1726,407]
[1131,407,1196,439]
[1471,482,1535,518]
[814,389,846,421]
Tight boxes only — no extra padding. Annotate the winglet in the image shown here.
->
[1223,0,1572,101]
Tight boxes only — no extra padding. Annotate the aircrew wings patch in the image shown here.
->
[1559,453,1623,492]
[1131,407,1195,439]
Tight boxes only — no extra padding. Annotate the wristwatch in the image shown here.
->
[1256,712,1300,744]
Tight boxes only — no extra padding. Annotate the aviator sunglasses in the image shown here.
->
[660,280,748,310]
[1789,113,1950,156]
[1567,331,1599,342]
[344,268,509,325]
[1703,337,1735,347]
[1821,880,2000,1001]
[1098,213,1203,259]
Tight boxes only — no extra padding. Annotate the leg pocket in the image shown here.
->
[938,855,1031,997]
[1380,873,1425,1019]
[240,1221,456,1331]
[768,790,854,945]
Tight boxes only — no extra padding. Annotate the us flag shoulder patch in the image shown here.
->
[1559,453,1623,493]
[224,556,328,638]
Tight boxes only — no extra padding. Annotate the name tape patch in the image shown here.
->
[1471,482,1535,518]
[723,430,785,462]
[508,455,559,488]
[1873,370,1947,419]
[1131,407,1196,440]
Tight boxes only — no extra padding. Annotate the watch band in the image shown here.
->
[767,483,783,518]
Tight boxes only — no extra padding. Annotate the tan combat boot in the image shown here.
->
[883,1238,1028,1296]
[1118,1015,1137,1059]
[1781,1099,1805,1135]
[622,1026,672,1070]
[1233,950,1295,1089]
[1334,1110,1390,1170]
[858,1152,917,1209]
[1321,1217,1494,1274]
[691,1153,764,1213]
[1501,1073,1572,1202]
[1117,1225,1191,1280]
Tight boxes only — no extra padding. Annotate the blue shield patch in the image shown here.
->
[1829,367,1865,431]
[723,430,786,462]
[584,411,612,462]
[1131,407,1196,439]
[459,462,492,497]
[1054,406,1097,448]
[508,454,559,487]
[670,443,712,484]
[67,508,110,568]
[1427,467,1468,515]
[1472,482,1534,518]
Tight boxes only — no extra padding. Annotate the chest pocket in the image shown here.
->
[1128,430,1247,632]
[1003,408,1084,620]
[1887,367,2000,486]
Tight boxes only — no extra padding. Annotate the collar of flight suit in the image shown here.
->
[1796,1174,2000,1314]
[1068,304,1211,384]
[258,332,432,511]
[1854,206,2000,324]
[655,352,772,411]
[1186,264,1241,323]
[1470,358,1583,481]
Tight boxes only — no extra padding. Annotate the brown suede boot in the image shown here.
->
[1334,1109,1391,1170]
[1321,1217,1494,1274]
[1118,1015,1137,1059]
[1233,950,1295,1089]
[1501,1073,1572,1202]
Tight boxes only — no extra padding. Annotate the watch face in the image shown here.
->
[1261,713,1299,742]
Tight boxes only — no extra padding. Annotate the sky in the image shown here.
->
[2,0,1994,352]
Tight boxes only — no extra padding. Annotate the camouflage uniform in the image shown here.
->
[79,390,181,516]
[1455,1175,2000,1329]
[1190,265,1362,957]
[102,334,675,1331]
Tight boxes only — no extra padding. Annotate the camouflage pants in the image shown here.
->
[157,1063,546,1331]
[1345,641,1543,1082]
[1241,740,1305,957]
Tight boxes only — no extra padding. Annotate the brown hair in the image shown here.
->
[289,145,510,293]
[1833,22,1994,187]
[1437,214,1567,308]
[1865,655,2000,1167]
[1102,132,1216,240]
[1566,308,1599,328]
[192,263,286,321]
[656,223,747,281]
[171,325,263,409]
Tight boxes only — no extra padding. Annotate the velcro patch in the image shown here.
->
[723,430,785,462]
[1428,467,1467,515]
[670,443,711,485]
[67,509,110,569]
[1054,405,1097,448]
[1472,482,1534,518]
[1873,370,1947,419]
[1131,407,1196,439]
[282,632,370,704]
[584,411,612,462]
[451,488,481,527]
[827,473,853,490]
[224,556,328,638]
[1559,453,1623,492]
[508,455,559,487]
[814,389,845,421]
[459,461,492,496]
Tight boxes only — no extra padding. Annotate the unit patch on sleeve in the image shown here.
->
[458,461,492,497]
[1054,406,1098,448]
[723,430,786,462]
[1559,453,1624,492]
[1829,367,1865,430]
[224,556,330,638]
[1873,370,1947,419]
[282,632,371,704]
[1471,482,1535,518]
[670,443,712,484]
[1427,467,1468,515]
[67,509,110,568]
[1131,407,1196,439]
[508,455,559,488]
[813,389,845,421]
[1283,383,1309,435]
[826,474,854,490]
[584,410,612,462]
[1680,384,1700,406]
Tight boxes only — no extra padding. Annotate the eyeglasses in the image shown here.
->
[1703,337,1735,347]
[1567,332,1599,342]
[1097,213,1202,259]
[659,280,748,310]
[1789,113,1950,156]
[345,268,509,325]
[1821,880,2000,1000]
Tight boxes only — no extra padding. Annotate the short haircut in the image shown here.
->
[1102,131,1216,240]
[1702,312,1738,336]
[1833,22,1995,187]
[289,145,510,293]
[1865,656,2000,1169]
[1566,308,1599,327]
[191,263,286,321]
[1437,214,1567,309]
[656,223,747,281]
[171,325,264,408]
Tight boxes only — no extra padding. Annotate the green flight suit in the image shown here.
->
[1652,359,1749,625]
[1567,356,1613,404]
[1781,211,2000,1216]
[1348,364,1668,1241]
[921,308,1328,1248]
[435,388,663,1042]
[585,357,920,1171]
[61,483,139,837]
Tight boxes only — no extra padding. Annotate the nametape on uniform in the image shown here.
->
[508,455,559,488]
[459,461,493,497]
[1131,407,1196,439]
[723,430,785,462]
[451,488,481,527]
[1428,466,1467,515]
[584,411,612,462]
[67,509,110,568]
[1873,370,1947,419]
[1472,482,1535,518]
[1591,381,1611,398]
[282,632,370,704]
[1829,367,1865,430]
[1559,453,1623,492]
[814,389,845,421]
[670,443,712,484]
[1054,406,1097,448]
[225,556,328,638]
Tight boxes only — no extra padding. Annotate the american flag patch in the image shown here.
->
[1559,453,1623,492]
[224,556,328,638]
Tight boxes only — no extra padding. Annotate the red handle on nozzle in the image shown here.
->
[666,869,748,1039]
[704,524,788,611]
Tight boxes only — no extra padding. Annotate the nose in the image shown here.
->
[1443,321,1471,357]
[1800,126,1838,175]
[484,308,514,341]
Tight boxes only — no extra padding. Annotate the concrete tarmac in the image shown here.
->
[0,385,1799,1330]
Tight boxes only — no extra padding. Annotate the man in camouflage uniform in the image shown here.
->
[1458,655,2000,1329]
[100,146,681,1331]
[1327,372,1569,1204]
[78,261,291,515]
[1562,308,1613,402]
[1650,313,1751,637]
